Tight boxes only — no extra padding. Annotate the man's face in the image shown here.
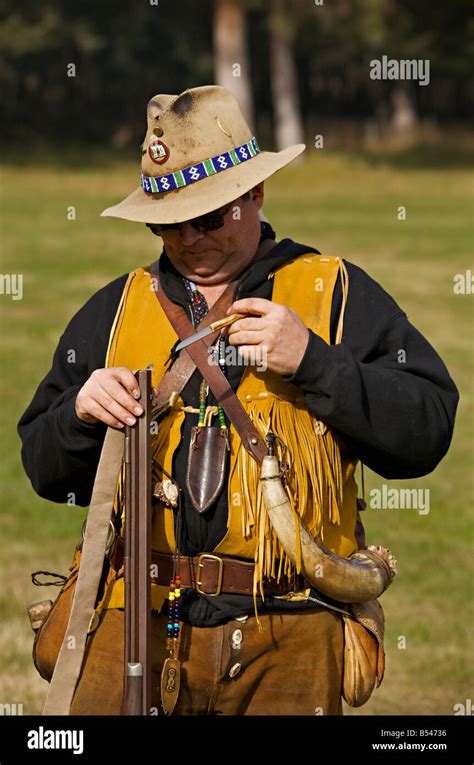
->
[158,182,264,285]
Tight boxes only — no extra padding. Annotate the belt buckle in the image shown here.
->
[196,554,224,597]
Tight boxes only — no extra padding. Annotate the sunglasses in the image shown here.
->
[146,200,235,235]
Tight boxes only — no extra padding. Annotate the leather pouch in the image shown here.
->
[341,598,385,707]
[185,425,230,513]
[29,545,113,682]
[29,546,82,682]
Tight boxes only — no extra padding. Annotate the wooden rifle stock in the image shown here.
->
[121,369,152,715]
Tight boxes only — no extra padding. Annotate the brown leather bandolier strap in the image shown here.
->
[152,272,268,465]
[147,268,240,420]
[109,539,305,597]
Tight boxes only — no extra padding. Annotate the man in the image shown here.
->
[18,86,458,716]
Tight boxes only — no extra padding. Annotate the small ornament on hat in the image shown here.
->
[149,139,170,165]
[216,117,232,138]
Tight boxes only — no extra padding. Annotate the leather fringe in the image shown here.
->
[235,398,344,627]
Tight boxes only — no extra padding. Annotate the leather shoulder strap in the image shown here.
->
[153,275,267,465]
[42,428,125,715]
[148,265,239,418]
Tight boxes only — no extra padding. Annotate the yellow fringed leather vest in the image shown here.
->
[99,252,359,613]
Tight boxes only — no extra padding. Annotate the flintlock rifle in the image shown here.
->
[121,368,153,715]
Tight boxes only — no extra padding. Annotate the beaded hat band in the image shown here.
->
[141,137,260,195]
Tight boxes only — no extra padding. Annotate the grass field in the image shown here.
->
[0,142,472,715]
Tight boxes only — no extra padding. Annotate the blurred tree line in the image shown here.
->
[1,0,472,148]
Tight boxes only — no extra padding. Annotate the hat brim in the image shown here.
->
[100,144,305,224]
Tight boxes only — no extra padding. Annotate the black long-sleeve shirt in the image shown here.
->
[17,225,459,626]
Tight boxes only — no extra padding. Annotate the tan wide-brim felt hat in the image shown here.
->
[101,85,305,225]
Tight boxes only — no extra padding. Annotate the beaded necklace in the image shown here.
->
[184,278,208,325]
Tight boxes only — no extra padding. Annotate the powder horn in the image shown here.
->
[260,453,397,603]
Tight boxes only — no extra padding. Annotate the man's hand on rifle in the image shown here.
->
[75,366,157,429]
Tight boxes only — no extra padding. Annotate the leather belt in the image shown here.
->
[150,551,307,597]
[108,537,305,597]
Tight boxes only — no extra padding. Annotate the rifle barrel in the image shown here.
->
[121,369,152,715]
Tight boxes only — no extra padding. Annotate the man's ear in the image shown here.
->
[250,181,264,210]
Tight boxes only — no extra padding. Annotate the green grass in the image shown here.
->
[1,143,472,715]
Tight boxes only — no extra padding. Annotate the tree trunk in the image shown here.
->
[268,0,304,154]
[390,83,418,138]
[213,0,254,129]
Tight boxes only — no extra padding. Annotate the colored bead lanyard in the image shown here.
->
[161,463,183,712]
[164,499,184,674]
[165,471,183,660]
[166,575,181,653]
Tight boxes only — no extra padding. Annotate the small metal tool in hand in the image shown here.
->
[174,313,246,353]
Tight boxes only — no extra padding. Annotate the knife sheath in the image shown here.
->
[185,425,230,514]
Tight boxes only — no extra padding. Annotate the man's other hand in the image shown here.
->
[226,298,310,376]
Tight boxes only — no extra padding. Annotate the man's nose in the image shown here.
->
[179,221,204,246]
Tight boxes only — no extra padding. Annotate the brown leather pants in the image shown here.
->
[70,606,344,716]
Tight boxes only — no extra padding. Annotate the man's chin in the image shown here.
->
[186,269,226,283]
[180,253,229,280]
